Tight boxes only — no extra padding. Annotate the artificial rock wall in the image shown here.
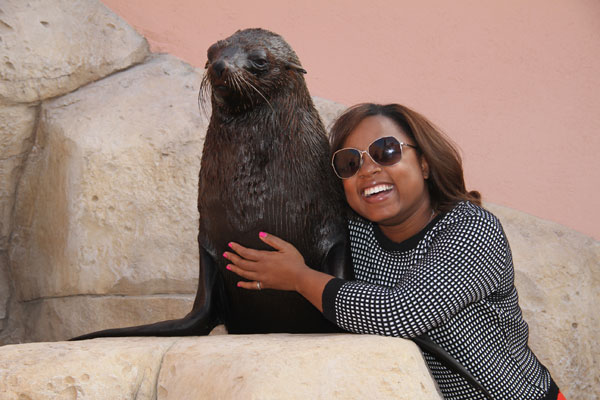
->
[0,1,598,399]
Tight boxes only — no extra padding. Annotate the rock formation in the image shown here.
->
[0,0,150,341]
[0,0,597,399]
[0,335,444,399]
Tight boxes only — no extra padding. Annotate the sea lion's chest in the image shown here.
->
[197,120,304,253]
[199,121,289,203]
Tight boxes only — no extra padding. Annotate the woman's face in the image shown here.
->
[340,115,432,228]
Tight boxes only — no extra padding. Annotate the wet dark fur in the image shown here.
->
[72,28,353,339]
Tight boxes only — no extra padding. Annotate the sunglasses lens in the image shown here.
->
[333,149,362,179]
[369,137,402,166]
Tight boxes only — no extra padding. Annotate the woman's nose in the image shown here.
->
[358,152,381,177]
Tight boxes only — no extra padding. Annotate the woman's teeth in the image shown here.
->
[363,184,393,197]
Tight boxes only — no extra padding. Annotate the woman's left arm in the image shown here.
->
[224,232,334,312]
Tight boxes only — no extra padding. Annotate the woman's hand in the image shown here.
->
[224,232,309,292]
[225,232,336,312]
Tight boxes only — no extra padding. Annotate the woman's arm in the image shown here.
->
[224,232,335,312]
[324,214,508,337]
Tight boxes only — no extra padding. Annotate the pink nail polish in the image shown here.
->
[223,252,228,259]
[226,265,231,271]
[237,282,242,287]
[259,232,267,238]
[228,242,233,248]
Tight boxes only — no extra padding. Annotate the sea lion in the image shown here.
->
[72,28,353,339]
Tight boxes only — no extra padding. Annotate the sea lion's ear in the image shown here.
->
[286,62,307,74]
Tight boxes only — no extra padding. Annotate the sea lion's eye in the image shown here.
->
[248,50,268,71]
[250,58,268,69]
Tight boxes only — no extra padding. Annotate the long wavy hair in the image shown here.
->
[329,103,481,212]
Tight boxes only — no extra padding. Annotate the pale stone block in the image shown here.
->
[486,203,599,399]
[0,0,149,104]
[0,337,177,400]
[313,96,348,131]
[158,334,442,400]
[9,54,207,302]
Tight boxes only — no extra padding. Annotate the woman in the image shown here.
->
[224,103,564,400]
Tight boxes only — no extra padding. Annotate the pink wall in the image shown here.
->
[101,0,600,240]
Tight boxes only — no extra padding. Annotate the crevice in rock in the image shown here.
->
[151,337,182,400]
[50,48,154,102]
[0,18,13,31]
[7,103,41,238]
[0,49,152,105]
[1,103,41,345]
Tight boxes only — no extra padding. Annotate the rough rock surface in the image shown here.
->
[0,252,9,321]
[0,103,37,328]
[0,0,150,339]
[9,54,206,303]
[0,0,150,104]
[486,203,600,398]
[0,337,175,399]
[0,335,442,400]
[18,295,194,343]
[0,104,37,250]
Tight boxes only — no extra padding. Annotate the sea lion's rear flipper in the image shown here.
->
[412,334,493,400]
[70,248,221,340]
[321,233,354,281]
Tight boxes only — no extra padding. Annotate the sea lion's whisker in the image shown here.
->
[231,73,244,94]
[243,77,275,113]
[198,74,212,117]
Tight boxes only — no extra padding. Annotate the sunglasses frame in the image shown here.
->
[331,136,418,179]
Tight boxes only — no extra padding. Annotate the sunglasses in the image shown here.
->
[331,136,418,179]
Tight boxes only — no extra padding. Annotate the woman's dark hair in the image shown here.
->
[329,103,481,212]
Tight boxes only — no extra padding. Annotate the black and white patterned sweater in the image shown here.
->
[322,201,551,400]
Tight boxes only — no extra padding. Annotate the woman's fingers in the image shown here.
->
[226,263,258,281]
[258,232,292,251]
[225,232,301,293]
[236,280,263,290]
[227,241,267,261]
[223,250,256,271]
[227,232,292,261]
[226,262,264,291]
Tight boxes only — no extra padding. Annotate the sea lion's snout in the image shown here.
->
[211,59,228,78]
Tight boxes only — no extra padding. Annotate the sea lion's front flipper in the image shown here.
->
[70,248,221,340]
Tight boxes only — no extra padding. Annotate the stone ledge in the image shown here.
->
[0,334,442,400]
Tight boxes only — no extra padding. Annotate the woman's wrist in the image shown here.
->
[294,267,335,312]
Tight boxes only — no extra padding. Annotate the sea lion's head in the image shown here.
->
[199,28,308,115]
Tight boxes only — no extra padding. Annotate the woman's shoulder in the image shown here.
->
[434,201,506,240]
[444,201,500,223]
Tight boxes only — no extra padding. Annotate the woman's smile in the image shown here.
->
[361,182,394,199]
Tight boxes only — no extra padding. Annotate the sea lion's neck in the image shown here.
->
[211,84,313,142]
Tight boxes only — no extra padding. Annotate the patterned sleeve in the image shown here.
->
[322,214,509,337]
